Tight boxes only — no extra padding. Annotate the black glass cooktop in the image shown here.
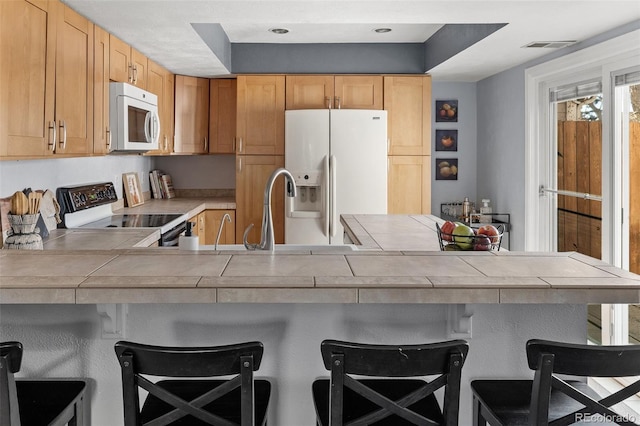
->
[80,214,184,229]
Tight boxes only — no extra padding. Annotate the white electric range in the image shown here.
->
[56,182,187,246]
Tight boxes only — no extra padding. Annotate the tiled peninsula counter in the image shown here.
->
[1,213,639,426]
[1,214,638,304]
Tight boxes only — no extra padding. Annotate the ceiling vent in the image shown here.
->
[523,40,577,48]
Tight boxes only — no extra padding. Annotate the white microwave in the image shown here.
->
[109,82,160,153]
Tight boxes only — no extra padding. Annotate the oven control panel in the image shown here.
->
[56,182,118,213]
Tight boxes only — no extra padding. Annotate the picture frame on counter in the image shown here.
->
[435,129,458,151]
[123,172,144,207]
[436,158,458,180]
[436,100,458,122]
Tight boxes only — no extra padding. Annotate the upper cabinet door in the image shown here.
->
[109,34,147,88]
[0,0,57,158]
[55,4,93,155]
[285,75,383,110]
[335,75,383,110]
[109,34,131,83]
[384,75,431,156]
[210,79,237,154]
[130,47,147,89]
[285,75,334,109]
[236,75,285,156]
[93,25,111,155]
[174,75,210,154]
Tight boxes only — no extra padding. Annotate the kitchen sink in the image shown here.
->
[200,244,358,252]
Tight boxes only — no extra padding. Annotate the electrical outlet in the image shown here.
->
[114,174,122,197]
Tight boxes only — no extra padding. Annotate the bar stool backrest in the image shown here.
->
[525,339,640,426]
[320,339,469,426]
[0,341,23,426]
[115,340,265,426]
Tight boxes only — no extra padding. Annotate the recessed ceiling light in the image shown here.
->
[374,28,392,33]
[269,28,289,35]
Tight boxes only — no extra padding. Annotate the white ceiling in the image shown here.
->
[63,0,640,81]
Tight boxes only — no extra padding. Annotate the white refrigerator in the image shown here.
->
[285,109,387,244]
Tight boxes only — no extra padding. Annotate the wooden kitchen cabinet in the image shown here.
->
[198,210,236,245]
[146,61,174,155]
[384,75,431,156]
[387,156,432,214]
[285,75,383,110]
[93,25,111,154]
[0,0,93,158]
[236,75,285,156]
[0,0,56,157]
[174,75,209,154]
[109,34,147,89]
[209,79,237,154]
[235,155,285,244]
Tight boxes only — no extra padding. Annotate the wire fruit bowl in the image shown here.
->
[436,222,504,251]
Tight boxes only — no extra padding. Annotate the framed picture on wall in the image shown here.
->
[435,129,458,151]
[436,100,458,122]
[435,158,458,180]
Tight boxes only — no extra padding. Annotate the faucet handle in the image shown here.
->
[243,223,259,250]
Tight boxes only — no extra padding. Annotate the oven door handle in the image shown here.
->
[161,222,187,247]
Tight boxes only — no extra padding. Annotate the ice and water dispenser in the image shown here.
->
[286,171,324,218]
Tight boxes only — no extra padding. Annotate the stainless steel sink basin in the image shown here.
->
[200,244,358,252]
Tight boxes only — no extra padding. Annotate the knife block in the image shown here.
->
[4,214,43,250]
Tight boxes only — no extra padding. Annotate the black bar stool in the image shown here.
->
[114,340,271,426]
[312,339,469,425]
[471,339,640,425]
[0,341,87,426]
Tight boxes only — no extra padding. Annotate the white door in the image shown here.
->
[329,110,387,244]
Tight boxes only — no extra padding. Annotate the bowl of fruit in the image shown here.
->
[436,221,504,251]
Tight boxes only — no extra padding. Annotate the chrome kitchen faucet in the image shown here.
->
[243,168,297,251]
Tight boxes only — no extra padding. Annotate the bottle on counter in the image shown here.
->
[462,197,471,223]
[480,199,493,223]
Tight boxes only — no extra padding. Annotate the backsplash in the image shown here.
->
[0,156,152,200]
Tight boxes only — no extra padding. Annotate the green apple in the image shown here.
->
[453,223,475,250]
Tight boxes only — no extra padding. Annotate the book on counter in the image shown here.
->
[149,170,175,199]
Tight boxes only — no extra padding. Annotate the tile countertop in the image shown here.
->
[41,197,236,250]
[1,212,639,305]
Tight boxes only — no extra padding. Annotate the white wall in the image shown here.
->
[0,156,152,200]
[0,303,585,426]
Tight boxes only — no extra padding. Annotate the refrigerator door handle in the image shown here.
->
[323,155,330,236]
[329,154,337,237]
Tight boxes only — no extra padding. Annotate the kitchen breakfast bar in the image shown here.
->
[1,210,639,425]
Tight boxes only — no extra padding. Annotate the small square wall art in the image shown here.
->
[435,129,458,151]
[435,158,458,180]
[436,100,458,122]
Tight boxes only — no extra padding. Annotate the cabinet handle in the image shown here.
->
[163,135,168,151]
[59,120,67,150]
[128,64,133,83]
[48,121,56,152]
[326,96,332,109]
[238,157,242,173]
[334,97,341,109]
[106,127,112,151]
[133,65,138,85]
[238,137,243,153]
[204,137,208,152]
